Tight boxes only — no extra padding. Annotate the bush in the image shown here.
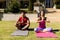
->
[8,0,20,13]
[56,5,60,9]
[55,0,60,9]
[4,8,9,13]
[20,8,28,13]
[29,0,33,11]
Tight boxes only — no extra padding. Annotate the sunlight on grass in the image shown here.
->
[0,21,60,40]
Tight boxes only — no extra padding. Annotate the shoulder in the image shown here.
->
[18,16,23,20]
[19,16,22,19]
[25,16,29,20]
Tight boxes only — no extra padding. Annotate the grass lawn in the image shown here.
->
[0,21,60,40]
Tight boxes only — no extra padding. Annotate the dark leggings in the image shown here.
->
[16,24,29,30]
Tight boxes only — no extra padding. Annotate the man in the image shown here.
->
[16,11,30,30]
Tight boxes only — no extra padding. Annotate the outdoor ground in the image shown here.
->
[0,21,60,40]
[0,11,60,40]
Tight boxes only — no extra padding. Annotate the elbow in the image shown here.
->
[47,21,50,23]
[27,23,30,26]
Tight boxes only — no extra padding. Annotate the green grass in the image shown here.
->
[0,21,60,40]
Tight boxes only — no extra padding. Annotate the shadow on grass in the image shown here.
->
[28,28,34,31]
[28,28,60,32]
[52,29,60,33]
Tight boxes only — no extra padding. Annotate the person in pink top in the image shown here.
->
[34,10,52,33]
[38,10,46,29]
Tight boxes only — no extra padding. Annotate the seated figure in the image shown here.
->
[16,11,30,30]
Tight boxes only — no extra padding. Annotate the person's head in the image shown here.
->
[40,10,45,17]
[20,11,26,17]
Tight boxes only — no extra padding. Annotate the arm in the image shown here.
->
[16,21,20,24]
[15,19,20,27]
[16,19,20,25]
[22,19,30,30]
[16,17,22,26]
[45,17,50,23]
[36,18,41,23]
[16,17,23,25]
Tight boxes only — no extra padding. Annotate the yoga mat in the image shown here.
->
[36,32,57,38]
[11,30,28,36]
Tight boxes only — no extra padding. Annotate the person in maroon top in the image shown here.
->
[16,11,30,30]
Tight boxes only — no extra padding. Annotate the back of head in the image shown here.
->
[39,10,45,17]
[20,10,26,14]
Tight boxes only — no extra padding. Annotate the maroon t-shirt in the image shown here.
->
[17,16,29,25]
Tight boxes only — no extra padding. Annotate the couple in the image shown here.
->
[16,10,52,32]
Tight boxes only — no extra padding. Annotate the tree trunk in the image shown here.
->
[29,0,33,11]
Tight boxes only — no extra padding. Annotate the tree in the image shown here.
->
[39,0,45,3]
[29,0,33,11]
[55,0,60,5]
[8,0,20,13]
[55,0,60,9]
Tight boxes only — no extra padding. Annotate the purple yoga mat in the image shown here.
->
[36,32,57,38]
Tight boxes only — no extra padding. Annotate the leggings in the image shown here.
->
[16,24,29,30]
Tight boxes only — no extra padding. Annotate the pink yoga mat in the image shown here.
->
[36,32,57,38]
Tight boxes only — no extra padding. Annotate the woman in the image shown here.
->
[34,10,52,32]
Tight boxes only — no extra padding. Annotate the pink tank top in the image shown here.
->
[38,20,46,29]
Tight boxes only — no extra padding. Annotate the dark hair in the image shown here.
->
[20,10,26,14]
[40,10,45,17]
[39,10,46,20]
